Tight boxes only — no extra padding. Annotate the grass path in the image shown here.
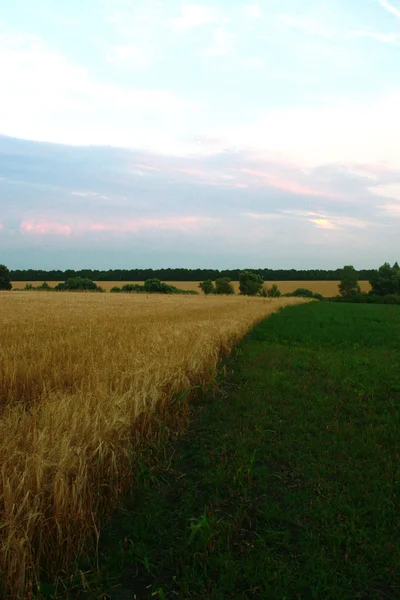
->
[92,302,400,600]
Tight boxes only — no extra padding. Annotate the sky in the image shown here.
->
[1,0,400,270]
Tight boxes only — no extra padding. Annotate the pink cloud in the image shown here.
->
[176,168,205,176]
[19,216,214,236]
[132,163,164,172]
[20,220,72,236]
[239,168,339,197]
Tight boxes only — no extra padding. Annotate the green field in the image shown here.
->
[88,302,400,600]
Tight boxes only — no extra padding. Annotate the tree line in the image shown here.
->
[2,263,400,301]
[9,267,377,282]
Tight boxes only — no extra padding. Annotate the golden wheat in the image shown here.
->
[0,292,307,598]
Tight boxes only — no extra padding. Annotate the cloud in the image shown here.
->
[206,92,400,169]
[19,216,215,236]
[0,30,197,151]
[369,182,400,201]
[170,5,220,30]
[201,27,233,56]
[278,14,335,38]
[347,30,400,44]
[239,57,264,69]
[243,4,262,19]
[310,218,337,230]
[1,135,398,269]
[378,0,400,20]
[379,202,400,214]
[20,220,73,236]
[106,44,153,69]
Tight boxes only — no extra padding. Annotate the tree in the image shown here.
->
[339,265,360,298]
[370,262,400,296]
[0,264,12,290]
[144,279,176,294]
[239,270,263,296]
[214,278,235,295]
[199,280,215,294]
[55,277,100,291]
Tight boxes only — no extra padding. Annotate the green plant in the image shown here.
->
[55,277,101,291]
[285,288,323,301]
[265,284,281,297]
[121,284,145,293]
[370,262,400,296]
[214,278,235,295]
[199,280,215,295]
[339,265,360,298]
[0,264,12,290]
[239,270,263,296]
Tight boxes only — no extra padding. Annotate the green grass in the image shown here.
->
[86,302,400,600]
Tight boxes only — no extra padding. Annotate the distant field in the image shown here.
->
[12,280,372,295]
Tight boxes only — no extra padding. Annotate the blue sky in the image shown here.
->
[1,0,400,269]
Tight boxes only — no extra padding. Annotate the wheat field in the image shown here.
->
[0,292,308,598]
[11,280,372,295]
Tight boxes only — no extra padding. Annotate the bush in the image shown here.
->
[284,288,324,301]
[55,277,102,292]
[214,278,235,295]
[339,265,360,299]
[199,280,215,295]
[370,262,400,296]
[332,292,400,305]
[113,280,199,295]
[239,271,263,296]
[265,284,281,298]
[121,284,145,293]
[0,264,12,290]
[23,282,53,291]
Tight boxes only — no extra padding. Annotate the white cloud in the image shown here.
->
[347,30,400,44]
[378,0,400,20]
[239,57,264,69]
[106,44,153,69]
[206,92,400,169]
[243,4,262,19]
[170,5,219,30]
[0,30,199,151]
[370,182,400,201]
[201,27,233,56]
[278,14,335,38]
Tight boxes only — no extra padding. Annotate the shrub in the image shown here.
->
[339,265,360,299]
[0,264,12,291]
[55,278,102,292]
[239,271,263,296]
[370,262,400,296]
[285,288,323,301]
[199,280,215,295]
[214,278,235,295]
[121,284,145,293]
[332,292,400,305]
[144,279,176,294]
[265,284,281,298]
